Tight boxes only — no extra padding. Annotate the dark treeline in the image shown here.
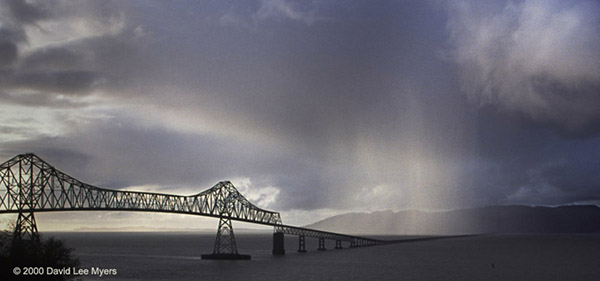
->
[0,229,79,281]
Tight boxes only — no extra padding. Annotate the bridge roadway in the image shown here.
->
[1,153,384,254]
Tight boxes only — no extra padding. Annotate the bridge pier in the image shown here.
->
[12,211,41,253]
[202,216,250,260]
[297,235,306,253]
[272,232,285,255]
[335,240,343,249]
[350,239,357,248]
[317,237,326,251]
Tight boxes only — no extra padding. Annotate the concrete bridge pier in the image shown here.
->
[317,237,326,251]
[350,239,357,248]
[297,235,306,252]
[335,240,343,249]
[272,232,285,255]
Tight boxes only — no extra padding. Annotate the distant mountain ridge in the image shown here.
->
[305,205,600,235]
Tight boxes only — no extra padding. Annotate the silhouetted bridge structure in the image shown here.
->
[1,153,387,259]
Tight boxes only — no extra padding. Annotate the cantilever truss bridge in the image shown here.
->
[0,153,387,258]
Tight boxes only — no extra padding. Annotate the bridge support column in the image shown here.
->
[12,155,41,251]
[317,237,326,251]
[335,240,343,249]
[272,232,285,255]
[14,212,40,242]
[12,211,41,251]
[202,216,250,260]
[297,235,306,253]
[350,239,357,248]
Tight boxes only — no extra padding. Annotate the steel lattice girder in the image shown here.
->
[0,153,384,245]
[0,154,282,226]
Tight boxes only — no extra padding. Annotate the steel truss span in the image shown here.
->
[0,153,383,253]
[0,153,282,225]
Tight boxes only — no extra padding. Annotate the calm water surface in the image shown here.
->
[44,232,600,281]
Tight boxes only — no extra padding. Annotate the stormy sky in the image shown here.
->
[1,0,599,230]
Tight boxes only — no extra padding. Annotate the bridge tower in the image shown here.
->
[5,154,42,252]
[13,211,40,243]
[201,183,250,260]
[212,216,239,255]
[11,211,41,259]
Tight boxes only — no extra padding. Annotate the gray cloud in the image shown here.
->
[0,0,48,47]
[0,27,26,45]
[445,0,600,136]
[0,115,334,210]
[3,0,50,24]
[0,90,86,107]
[455,108,600,207]
[20,46,89,70]
[0,40,18,65]
[0,0,144,106]
[10,70,102,94]
[0,0,599,222]
[253,0,321,25]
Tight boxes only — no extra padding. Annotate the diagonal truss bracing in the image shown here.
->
[0,153,384,246]
[0,153,282,226]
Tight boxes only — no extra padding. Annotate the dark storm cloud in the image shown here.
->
[456,108,600,206]
[0,0,139,104]
[142,0,452,147]
[0,0,30,67]
[0,0,48,46]
[1,0,599,215]
[445,0,600,136]
[10,70,102,94]
[438,0,600,207]
[123,0,476,210]
[0,27,26,45]
[3,0,50,24]
[0,40,18,65]
[20,47,88,70]
[0,116,332,209]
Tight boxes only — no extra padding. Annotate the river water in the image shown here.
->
[39,232,600,281]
